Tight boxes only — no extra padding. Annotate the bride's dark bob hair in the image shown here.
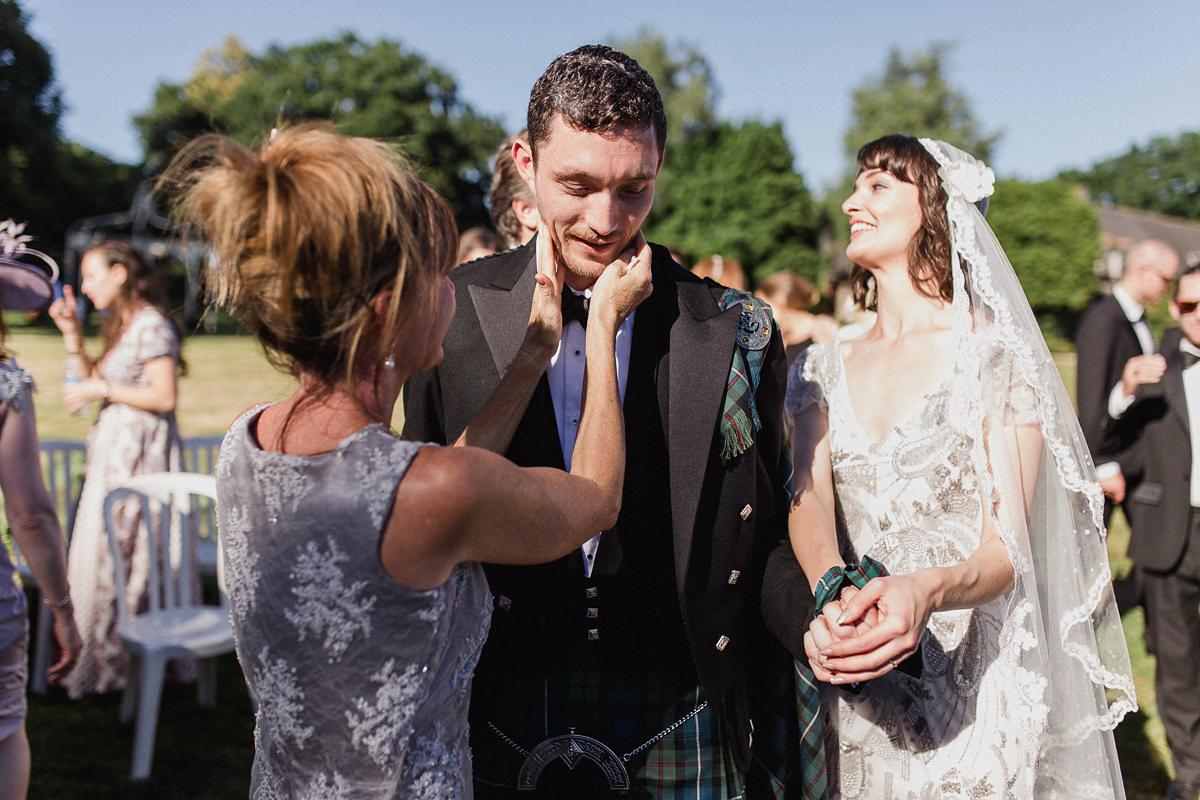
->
[848,134,952,311]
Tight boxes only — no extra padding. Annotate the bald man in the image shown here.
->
[1076,239,1181,514]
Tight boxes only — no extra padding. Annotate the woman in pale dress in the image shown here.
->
[160,123,651,798]
[780,135,1134,798]
[48,240,183,698]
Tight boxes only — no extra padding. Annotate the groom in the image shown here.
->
[402,44,795,798]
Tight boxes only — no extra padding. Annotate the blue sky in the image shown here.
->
[21,0,1200,192]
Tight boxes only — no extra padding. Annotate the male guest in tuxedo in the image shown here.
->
[1075,238,1180,514]
[1113,263,1200,800]
[403,45,794,798]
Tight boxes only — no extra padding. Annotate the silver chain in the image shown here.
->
[620,701,709,761]
[487,700,710,764]
[487,722,529,757]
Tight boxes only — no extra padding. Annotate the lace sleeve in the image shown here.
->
[979,330,1040,426]
[784,344,833,418]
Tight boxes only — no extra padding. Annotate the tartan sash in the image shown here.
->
[718,289,771,463]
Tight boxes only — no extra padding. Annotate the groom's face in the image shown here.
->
[515,113,661,291]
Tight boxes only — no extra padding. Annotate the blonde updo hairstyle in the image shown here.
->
[163,123,458,415]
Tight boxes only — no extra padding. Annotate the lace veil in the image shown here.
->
[919,138,1135,797]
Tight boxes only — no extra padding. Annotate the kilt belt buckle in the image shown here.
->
[516,728,630,792]
[488,699,708,793]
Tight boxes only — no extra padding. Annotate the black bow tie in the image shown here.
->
[1183,349,1200,370]
[562,290,589,329]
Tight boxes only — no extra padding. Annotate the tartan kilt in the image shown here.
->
[471,657,746,799]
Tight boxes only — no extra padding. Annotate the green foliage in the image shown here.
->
[611,31,820,285]
[1060,131,1200,221]
[647,120,821,284]
[613,28,719,144]
[825,42,1002,276]
[987,178,1100,313]
[0,0,141,247]
[133,33,506,229]
[0,0,60,236]
[843,42,1000,165]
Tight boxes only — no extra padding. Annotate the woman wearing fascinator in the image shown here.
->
[772,136,1135,798]
[0,222,80,799]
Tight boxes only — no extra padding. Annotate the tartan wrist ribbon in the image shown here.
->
[793,556,890,800]
[796,554,926,800]
[813,554,889,614]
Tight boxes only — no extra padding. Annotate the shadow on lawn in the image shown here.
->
[26,651,253,799]
[1118,705,1172,799]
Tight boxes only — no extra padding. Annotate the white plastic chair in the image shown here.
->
[13,439,87,694]
[181,435,224,577]
[102,471,234,780]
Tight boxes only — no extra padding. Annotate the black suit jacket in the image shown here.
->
[1075,293,1146,479]
[1122,335,1193,572]
[401,241,792,757]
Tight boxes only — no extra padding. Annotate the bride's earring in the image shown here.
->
[384,355,396,369]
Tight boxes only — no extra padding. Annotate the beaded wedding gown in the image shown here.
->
[790,339,1048,798]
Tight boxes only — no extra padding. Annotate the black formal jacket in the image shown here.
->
[401,240,792,765]
[1075,293,1146,480]
[1121,332,1194,572]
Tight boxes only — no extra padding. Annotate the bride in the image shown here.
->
[780,135,1135,798]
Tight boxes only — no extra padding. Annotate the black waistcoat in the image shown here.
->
[473,287,695,703]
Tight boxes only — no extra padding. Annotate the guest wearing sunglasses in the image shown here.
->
[1110,262,1200,800]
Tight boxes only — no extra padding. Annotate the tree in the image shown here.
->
[134,33,506,229]
[612,31,820,285]
[0,0,139,248]
[647,120,821,284]
[824,43,1001,279]
[614,28,719,145]
[987,178,1100,332]
[843,43,1000,164]
[1059,132,1200,221]
[0,0,61,231]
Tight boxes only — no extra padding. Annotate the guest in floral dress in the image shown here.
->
[48,240,183,698]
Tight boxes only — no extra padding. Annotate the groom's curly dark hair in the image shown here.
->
[848,134,953,311]
[526,44,667,161]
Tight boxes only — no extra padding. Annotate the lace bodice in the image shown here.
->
[787,342,1049,799]
[218,407,492,799]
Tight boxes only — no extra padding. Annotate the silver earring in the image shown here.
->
[384,355,395,369]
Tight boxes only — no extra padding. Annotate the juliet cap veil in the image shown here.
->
[920,137,1135,798]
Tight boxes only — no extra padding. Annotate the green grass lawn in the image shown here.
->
[7,322,296,440]
[4,321,1178,797]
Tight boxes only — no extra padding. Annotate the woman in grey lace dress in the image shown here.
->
[163,123,650,799]
[781,136,1133,798]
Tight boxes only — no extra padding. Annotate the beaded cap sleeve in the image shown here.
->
[784,342,838,418]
